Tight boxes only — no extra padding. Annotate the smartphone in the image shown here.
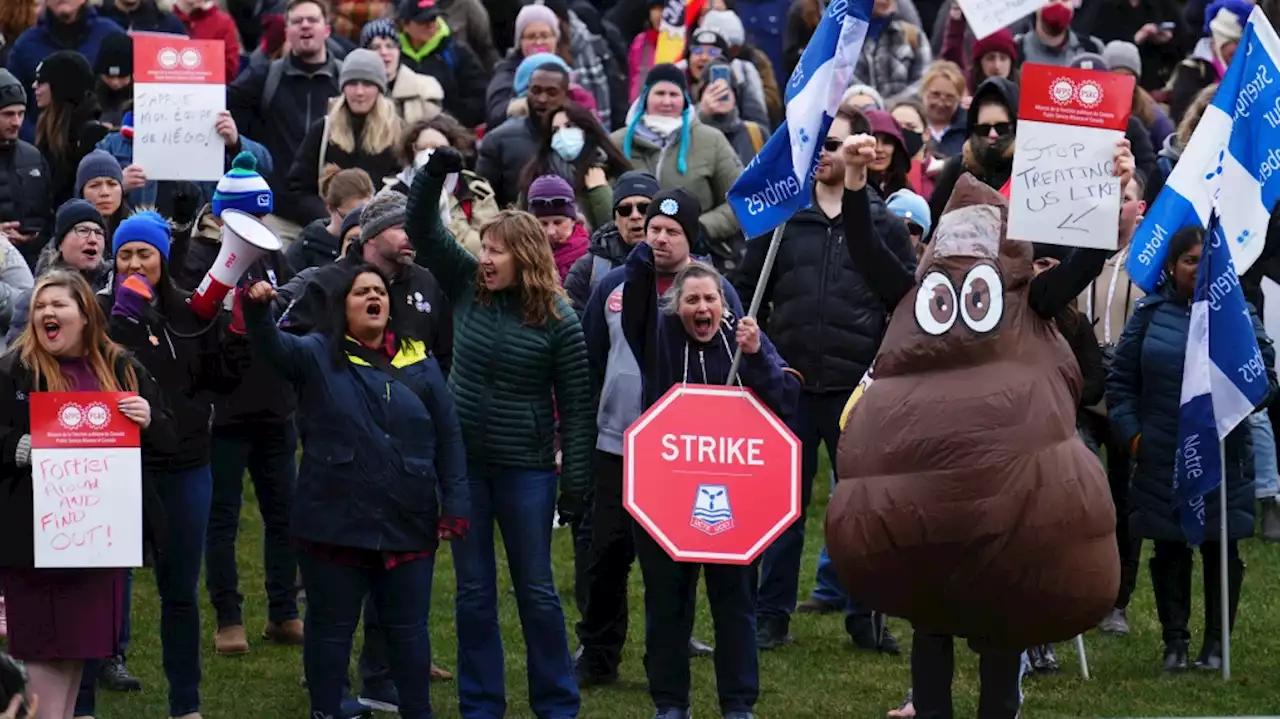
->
[708,64,732,87]
[1159,21,1177,30]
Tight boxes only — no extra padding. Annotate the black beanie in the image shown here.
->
[644,63,689,97]
[95,32,133,78]
[53,199,105,248]
[37,50,95,104]
[612,171,661,207]
[645,188,701,245]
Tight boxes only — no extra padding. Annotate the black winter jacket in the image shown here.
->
[401,35,488,129]
[565,221,632,312]
[733,190,915,393]
[285,219,342,274]
[281,113,402,225]
[0,139,52,268]
[475,115,541,210]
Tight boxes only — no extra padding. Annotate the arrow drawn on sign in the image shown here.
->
[1057,204,1098,232]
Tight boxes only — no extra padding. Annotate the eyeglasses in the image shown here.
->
[530,196,575,212]
[287,15,324,26]
[906,222,924,237]
[973,122,1013,138]
[925,90,959,104]
[615,201,650,217]
[691,46,723,58]
[72,225,105,239]
[522,31,557,44]
[822,137,842,153]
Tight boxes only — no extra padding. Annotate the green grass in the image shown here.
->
[89,455,1280,719]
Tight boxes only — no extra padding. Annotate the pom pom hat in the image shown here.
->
[213,152,274,217]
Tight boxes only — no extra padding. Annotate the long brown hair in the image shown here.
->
[0,0,37,44]
[1130,84,1158,130]
[35,100,77,167]
[475,210,566,326]
[15,270,138,393]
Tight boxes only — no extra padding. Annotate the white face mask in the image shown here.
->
[642,114,684,136]
[551,126,586,161]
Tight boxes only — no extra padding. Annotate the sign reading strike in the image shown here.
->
[624,385,801,564]
[132,34,226,182]
[955,0,1048,41]
[30,392,143,568]
[1008,64,1135,250]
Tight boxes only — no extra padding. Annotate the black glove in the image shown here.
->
[423,146,464,177]
[556,492,584,527]
[171,182,201,228]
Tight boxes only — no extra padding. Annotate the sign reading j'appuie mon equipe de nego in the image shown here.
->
[624,385,801,565]
[1008,64,1135,251]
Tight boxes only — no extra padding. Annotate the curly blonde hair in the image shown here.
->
[475,210,566,326]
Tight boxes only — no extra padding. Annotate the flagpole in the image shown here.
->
[1219,438,1231,680]
[727,222,787,386]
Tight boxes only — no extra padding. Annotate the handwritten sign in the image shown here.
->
[1008,64,1135,250]
[30,392,143,568]
[955,0,1048,40]
[132,35,226,182]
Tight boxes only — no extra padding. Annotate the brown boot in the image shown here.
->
[430,664,453,681]
[214,625,250,655]
[263,618,304,645]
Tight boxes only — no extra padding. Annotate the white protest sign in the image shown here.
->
[1008,64,1135,250]
[132,35,226,182]
[30,393,143,568]
[955,0,1048,41]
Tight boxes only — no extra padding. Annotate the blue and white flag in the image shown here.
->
[1172,212,1270,546]
[726,0,873,239]
[1126,7,1280,293]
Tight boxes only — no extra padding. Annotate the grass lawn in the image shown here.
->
[89,456,1280,719]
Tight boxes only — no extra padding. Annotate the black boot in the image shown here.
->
[100,655,142,691]
[1149,552,1190,673]
[1195,553,1245,671]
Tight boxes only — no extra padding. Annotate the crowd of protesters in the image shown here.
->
[1,0,1280,717]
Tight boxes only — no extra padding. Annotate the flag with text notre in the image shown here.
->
[1172,212,1270,546]
[726,0,873,239]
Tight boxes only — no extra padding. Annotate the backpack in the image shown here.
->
[261,58,287,116]
[588,255,612,296]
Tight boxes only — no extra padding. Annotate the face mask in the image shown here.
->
[901,128,924,158]
[978,134,1015,168]
[551,127,585,161]
[1039,3,1073,33]
[643,113,684,136]
[525,44,552,56]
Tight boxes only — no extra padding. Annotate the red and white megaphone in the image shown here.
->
[190,209,283,320]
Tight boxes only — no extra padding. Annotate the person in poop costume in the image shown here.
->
[826,134,1133,719]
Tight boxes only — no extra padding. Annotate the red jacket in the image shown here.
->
[174,3,240,82]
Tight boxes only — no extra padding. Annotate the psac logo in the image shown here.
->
[1049,77,1103,107]
[157,47,202,70]
[56,402,111,431]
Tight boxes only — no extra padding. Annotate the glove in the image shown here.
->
[556,492,584,527]
[112,274,154,321]
[423,146,464,178]
[171,183,201,228]
[228,287,247,335]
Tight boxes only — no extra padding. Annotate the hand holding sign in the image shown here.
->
[117,395,151,429]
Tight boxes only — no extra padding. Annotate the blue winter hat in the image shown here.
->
[514,53,572,97]
[113,210,172,261]
[886,189,932,237]
[212,151,273,217]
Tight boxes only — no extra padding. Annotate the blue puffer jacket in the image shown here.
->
[244,300,468,552]
[620,241,799,420]
[1107,287,1274,543]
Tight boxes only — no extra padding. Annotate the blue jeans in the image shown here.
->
[453,466,579,719]
[1249,412,1279,499]
[206,420,299,627]
[298,552,436,719]
[76,465,212,716]
[757,391,865,622]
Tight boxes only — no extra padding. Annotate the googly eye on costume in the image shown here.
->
[960,264,1003,334]
[914,271,958,336]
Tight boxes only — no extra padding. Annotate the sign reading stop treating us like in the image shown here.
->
[624,385,801,565]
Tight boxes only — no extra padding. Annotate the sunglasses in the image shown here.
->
[529,196,575,212]
[822,137,842,153]
[973,122,1013,138]
[615,201,650,217]
[691,46,723,58]
[906,222,924,237]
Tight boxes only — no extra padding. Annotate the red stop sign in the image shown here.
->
[624,384,801,565]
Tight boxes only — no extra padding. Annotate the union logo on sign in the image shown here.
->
[1049,78,1074,105]
[1077,81,1103,107]
[691,484,734,535]
[58,403,85,430]
[180,48,201,69]
[85,402,111,429]
[158,47,180,69]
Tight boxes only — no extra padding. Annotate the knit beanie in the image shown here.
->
[113,211,172,261]
[95,32,133,78]
[361,191,407,240]
[612,171,661,207]
[213,152,274,217]
[341,203,367,240]
[1206,0,1250,43]
[53,199,105,248]
[0,69,25,110]
[623,64,693,174]
[688,28,729,55]
[842,83,885,110]
[645,188,701,243]
[360,18,399,48]
[515,53,573,96]
[527,174,578,218]
[698,10,745,48]
[76,150,123,195]
[1069,52,1109,71]
[886,189,932,237]
[340,48,388,94]
[971,29,1017,65]
[36,50,95,104]
[1103,40,1142,77]
[516,4,561,43]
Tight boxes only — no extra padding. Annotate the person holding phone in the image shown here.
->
[1075,0,1183,89]
[695,60,772,168]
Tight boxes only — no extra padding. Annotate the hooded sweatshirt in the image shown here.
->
[928,76,1019,238]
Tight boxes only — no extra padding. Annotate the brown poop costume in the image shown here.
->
[826,175,1118,650]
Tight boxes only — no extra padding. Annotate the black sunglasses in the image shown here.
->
[529,196,575,211]
[906,222,924,237]
[822,137,842,153]
[615,201,650,217]
[973,122,1013,138]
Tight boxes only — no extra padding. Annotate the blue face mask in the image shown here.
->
[551,127,586,161]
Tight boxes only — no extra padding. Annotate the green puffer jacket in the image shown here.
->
[406,167,596,498]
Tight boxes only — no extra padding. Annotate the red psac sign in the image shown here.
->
[624,384,801,564]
